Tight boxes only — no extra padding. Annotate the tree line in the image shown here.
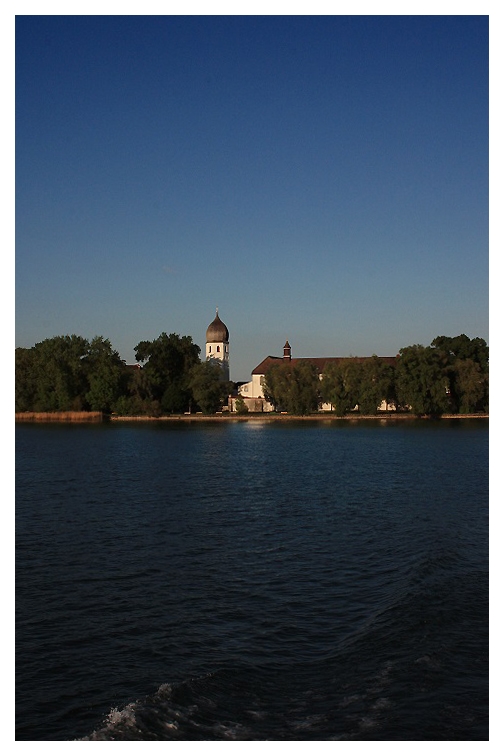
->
[15,333,233,415]
[16,332,488,416]
[263,334,488,416]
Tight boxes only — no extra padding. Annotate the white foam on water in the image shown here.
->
[106,703,137,727]
[78,701,139,740]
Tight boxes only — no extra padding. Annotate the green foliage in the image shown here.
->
[394,335,488,416]
[135,332,200,381]
[357,357,397,414]
[396,345,450,416]
[14,330,489,418]
[161,383,189,414]
[452,358,488,414]
[235,395,249,414]
[84,336,126,412]
[188,362,232,413]
[431,334,489,367]
[320,361,357,415]
[126,365,153,404]
[264,361,321,415]
[16,335,130,413]
[134,332,201,413]
[430,335,489,413]
[16,335,89,411]
[15,347,39,412]
[321,358,397,415]
[111,394,146,416]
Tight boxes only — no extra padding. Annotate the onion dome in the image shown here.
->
[206,309,229,343]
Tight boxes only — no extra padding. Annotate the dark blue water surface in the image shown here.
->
[16,419,488,740]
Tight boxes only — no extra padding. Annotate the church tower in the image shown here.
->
[206,308,230,381]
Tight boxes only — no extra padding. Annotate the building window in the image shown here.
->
[217,346,220,352]
[208,346,212,353]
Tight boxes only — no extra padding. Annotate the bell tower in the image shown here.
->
[205,308,230,381]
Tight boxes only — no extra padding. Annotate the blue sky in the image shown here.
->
[15,13,489,381]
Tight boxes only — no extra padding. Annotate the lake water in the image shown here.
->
[15,419,488,740]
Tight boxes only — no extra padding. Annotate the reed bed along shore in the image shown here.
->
[16,411,103,423]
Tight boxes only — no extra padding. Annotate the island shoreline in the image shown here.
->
[15,411,489,423]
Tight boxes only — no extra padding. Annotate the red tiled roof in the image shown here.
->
[252,355,397,374]
[251,356,283,374]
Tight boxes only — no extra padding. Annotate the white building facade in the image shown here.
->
[234,341,397,413]
[205,309,230,382]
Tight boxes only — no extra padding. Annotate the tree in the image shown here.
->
[188,362,232,413]
[161,383,190,414]
[134,333,201,413]
[263,363,290,412]
[235,395,249,415]
[452,358,488,414]
[19,335,90,411]
[263,361,321,415]
[320,362,348,416]
[15,347,39,412]
[123,364,154,407]
[15,335,131,413]
[431,334,489,367]
[430,334,489,413]
[395,345,450,416]
[83,336,127,413]
[357,357,397,414]
[321,360,361,415]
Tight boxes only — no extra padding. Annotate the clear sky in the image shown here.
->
[15,12,489,381]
